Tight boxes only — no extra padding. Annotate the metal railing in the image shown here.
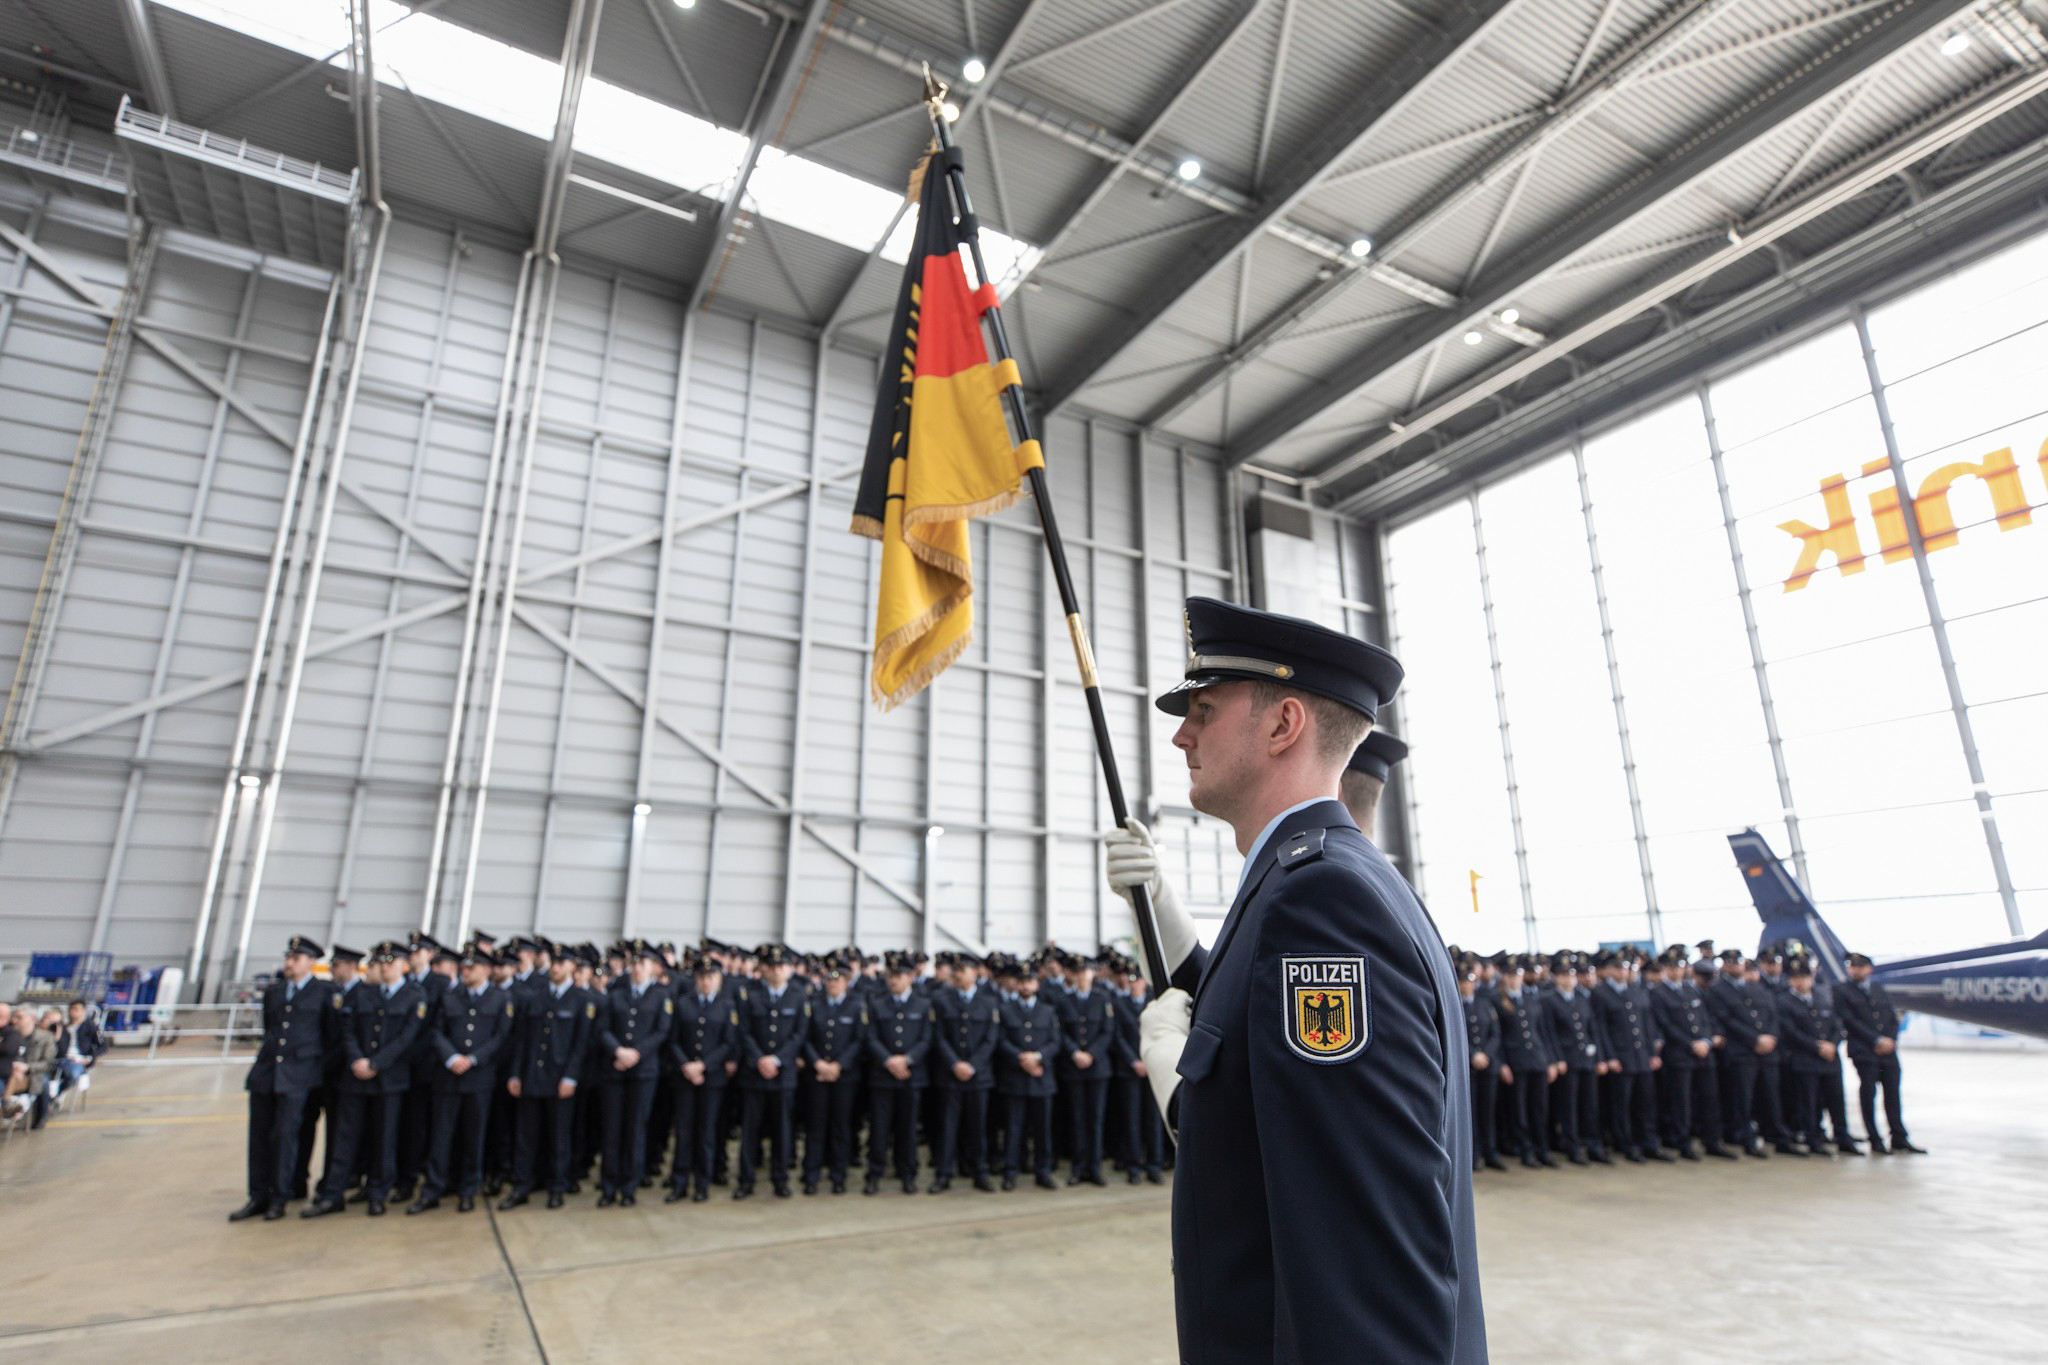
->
[115,97,357,201]
[99,1001,266,1064]
[0,120,127,187]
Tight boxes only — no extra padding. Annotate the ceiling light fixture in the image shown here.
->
[1349,236,1372,258]
[673,0,696,9]
[1463,330,1482,345]
[1940,31,1970,56]
[1177,157,1201,181]
[941,101,962,123]
[962,56,987,83]
[1498,306,1519,324]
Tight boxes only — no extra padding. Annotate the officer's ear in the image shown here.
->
[1261,692,1312,758]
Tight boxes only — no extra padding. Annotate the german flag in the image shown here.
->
[850,145,1044,710]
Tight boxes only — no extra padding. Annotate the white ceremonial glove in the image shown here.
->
[1103,818,1198,977]
[1139,987,1193,1128]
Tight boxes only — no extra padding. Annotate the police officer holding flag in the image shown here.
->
[1103,598,1485,1364]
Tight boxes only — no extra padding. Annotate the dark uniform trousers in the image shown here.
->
[933,988,1001,1182]
[421,985,515,1199]
[246,976,338,1206]
[596,984,672,1195]
[397,973,451,1194]
[1496,995,1552,1160]
[801,994,865,1184]
[321,983,425,1204]
[865,994,935,1185]
[1059,991,1119,1179]
[510,985,593,1198]
[736,984,807,1189]
[995,995,1062,1180]
[296,980,364,1197]
[666,990,736,1193]
[1839,981,1908,1145]
[1462,994,1502,1163]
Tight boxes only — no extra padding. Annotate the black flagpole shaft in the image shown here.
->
[922,93,1172,994]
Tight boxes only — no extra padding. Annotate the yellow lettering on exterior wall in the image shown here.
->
[1914,447,2031,552]
[1777,476,1867,592]
[1861,458,1913,565]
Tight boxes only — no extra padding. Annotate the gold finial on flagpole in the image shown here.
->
[920,62,948,114]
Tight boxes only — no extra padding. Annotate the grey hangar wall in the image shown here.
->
[0,185,1379,994]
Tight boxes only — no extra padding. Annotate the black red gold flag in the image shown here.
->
[850,145,1044,710]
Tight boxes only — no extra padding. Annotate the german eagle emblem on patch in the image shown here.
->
[1281,955,1368,1063]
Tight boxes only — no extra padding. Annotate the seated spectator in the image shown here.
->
[58,1000,105,1095]
[3,1003,32,1122]
[13,1006,57,1129]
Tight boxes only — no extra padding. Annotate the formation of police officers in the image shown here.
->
[1455,938,1924,1172]
[231,929,1167,1222]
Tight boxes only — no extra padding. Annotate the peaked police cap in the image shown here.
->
[1156,597,1402,722]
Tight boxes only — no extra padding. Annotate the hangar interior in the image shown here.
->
[3,0,2046,991]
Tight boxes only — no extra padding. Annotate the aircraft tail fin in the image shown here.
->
[1727,829,1850,985]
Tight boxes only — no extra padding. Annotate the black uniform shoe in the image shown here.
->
[664,1186,690,1203]
[1066,1172,1083,1186]
[483,1177,503,1198]
[863,1175,881,1195]
[1775,1142,1806,1157]
[639,1175,654,1189]
[973,1175,994,1192]
[1128,1169,1144,1185]
[1146,1170,1164,1184]
[1868,1139,1891,1155]
[1521,1154,1542,1169]
[1568,1151,1590,1167]
[692,1186,709,1203]
[619,1192,636,1207]
[367,1200,387,1216]
[831,1178,847,1194]
[458,1194,476,1213]
[1704,1144,1739,1160]
[1894,1140,1928,1154]
[1035,1173,1058,1190]
[1001,1174,1018,1191]
[405,1197,440,1215]
[1484,1155,1509,1172]
[1645,1148,1674,1162]
[901,1179,917,1195]
[1677,1148,1700,1162]
[346,1187,371,1205]
[773,1184,792,1199]
[499,1192,529,1210]
[1838,1141,1865,1156]
[596,1191,618,1208]
[263,1204,288,1221]
[566,1180,583,1195]
[1536,1155,1558,1169]
[801,1180,818,1196]
[1088,1171,1108,1187]
[547,1191,565,1209]
[1623,1150,1645,1164]
[300,1199,344,1218]
[228,1199,267,1223]
[928,1178,951,1194]
[732,1184,754,1201]
[1589,1150,1613,1166]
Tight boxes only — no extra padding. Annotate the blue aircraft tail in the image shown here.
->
[1727,829,1850,985]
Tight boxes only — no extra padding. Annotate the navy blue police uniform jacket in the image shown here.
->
[736,982,809,1092]
[802,990,868,1071]
[340,982,427,1096]
[1777,989,1845,1074]
[864,993,936,1088]
[1168,799,1484,1364]
[245,975,340,1095]
[994,996,1063,1098]
[1835,978,1901,1060]
[510,983,596,1094]
[667,988,740,1085]
[597,983,673,1082]
[1591,980,1656,1073]
[429,983,518,1093]
[933,987,1003,1090]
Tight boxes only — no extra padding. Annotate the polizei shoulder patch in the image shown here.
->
[1281,955,1369,1063]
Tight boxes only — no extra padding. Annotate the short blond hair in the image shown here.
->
[1245,681,1374,767]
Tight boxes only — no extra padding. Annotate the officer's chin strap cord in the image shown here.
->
[487,1202,551,1363]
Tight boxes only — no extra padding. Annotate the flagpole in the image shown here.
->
[918,71,1172,994]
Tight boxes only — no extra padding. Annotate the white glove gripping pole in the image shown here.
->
[1103,818,1199,979]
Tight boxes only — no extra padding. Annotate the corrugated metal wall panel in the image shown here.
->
[0,193,1267,984]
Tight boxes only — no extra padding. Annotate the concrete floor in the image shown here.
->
[0,1049,2042,1363]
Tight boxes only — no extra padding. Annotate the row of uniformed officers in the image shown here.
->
[232,931,1166,1221]
[1456,941,1923,1172]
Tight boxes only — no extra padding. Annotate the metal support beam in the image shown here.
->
[1037,0,1524,414]
[1247,0,1987,473]
[1319,42,2048,500]
[1469,489,1536,952]
[1570,434,1661,945]
[779,333,831,941]
[0,226,158,846]
[1701,382,1809,891]
[1854,307,2023,934]
[114,0,179,119]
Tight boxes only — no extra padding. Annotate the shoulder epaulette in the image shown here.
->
[1277,827,1327,869]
